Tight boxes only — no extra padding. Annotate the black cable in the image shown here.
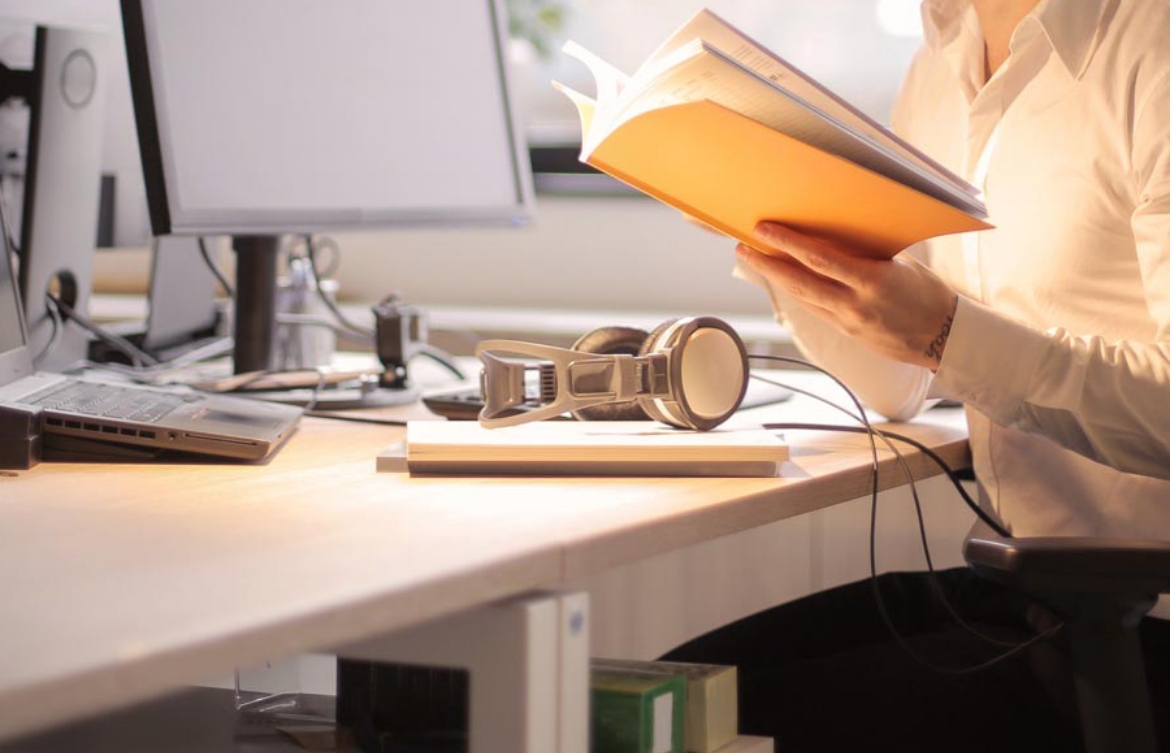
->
[749,369,1009,538]
[303,234,341,278]
[302,409,406,426]
[64,337,234,383]
[761,418,1023,651]
[33,293,64,367]
[417,344,467,381]
[304,234,376,338]
[748,354,1061,673]
[752,370,1021,649]
[298,235,466,384]
[198,237,235,298]
[48,294,159,369]
[769,421,1010,539]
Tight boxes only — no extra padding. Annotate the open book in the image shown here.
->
[554,9,991,259]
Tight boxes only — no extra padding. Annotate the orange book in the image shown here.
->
[554,9,991,260]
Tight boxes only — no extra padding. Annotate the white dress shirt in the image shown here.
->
[740,0,1170,612]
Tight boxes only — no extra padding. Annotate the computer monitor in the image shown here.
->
[1,13,153,252]
[0,25,111,372]
[120,0,534,373]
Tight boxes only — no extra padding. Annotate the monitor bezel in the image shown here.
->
[120,0,535,237]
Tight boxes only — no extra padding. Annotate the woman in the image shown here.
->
[665,0,1170,749]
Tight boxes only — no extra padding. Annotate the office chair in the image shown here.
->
[964,522,1170,753]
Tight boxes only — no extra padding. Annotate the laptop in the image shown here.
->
[0,239,301,466]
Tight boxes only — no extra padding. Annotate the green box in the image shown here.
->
[594,660,737,753]
[592,665,686,753]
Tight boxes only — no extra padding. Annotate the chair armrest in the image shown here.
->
[964,522,1170,597]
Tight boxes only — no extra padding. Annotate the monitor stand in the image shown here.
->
[230,234,418,409]
[231,235,279,375]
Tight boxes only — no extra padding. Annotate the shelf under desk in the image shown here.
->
[0,375,969,743]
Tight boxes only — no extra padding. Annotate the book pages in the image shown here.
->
[566,35,982,216]
[646,9,977,199]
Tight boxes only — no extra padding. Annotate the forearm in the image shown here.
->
[935,296,1170,479]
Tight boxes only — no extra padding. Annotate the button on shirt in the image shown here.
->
[738,0,1170,613]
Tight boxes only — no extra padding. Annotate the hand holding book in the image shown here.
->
[738,221,960,371]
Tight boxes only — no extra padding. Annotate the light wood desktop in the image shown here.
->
[0,375,972,749]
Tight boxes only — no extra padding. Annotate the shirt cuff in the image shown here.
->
[930,295,1045,424]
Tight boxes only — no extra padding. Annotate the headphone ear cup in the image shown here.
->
[572,325,648,358]
[570,326,652,421]
[638,318,681,357]
[637,318,686,426]
[638,316,749,430]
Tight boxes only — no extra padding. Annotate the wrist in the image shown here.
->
[921,295,959,372]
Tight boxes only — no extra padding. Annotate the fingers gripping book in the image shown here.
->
[554,9,991,259]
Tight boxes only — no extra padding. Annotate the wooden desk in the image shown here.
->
[0,378,970,747]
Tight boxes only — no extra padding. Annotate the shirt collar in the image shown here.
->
[920,0,1109,79]
[920,0,969,52]
[1032,0,1109,78]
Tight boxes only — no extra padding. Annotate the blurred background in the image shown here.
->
[0,0,924,320]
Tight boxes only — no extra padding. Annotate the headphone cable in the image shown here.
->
[747,355,1062,673]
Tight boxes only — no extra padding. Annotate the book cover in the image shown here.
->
[554,9,991,259]
[404,420,788,477]
[592,666,687,753]
[594,659,738,753]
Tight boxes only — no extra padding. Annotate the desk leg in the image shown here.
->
[338,591,589,753]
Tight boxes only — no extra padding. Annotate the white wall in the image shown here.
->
[517,0,923,141]
[327,194,772,316]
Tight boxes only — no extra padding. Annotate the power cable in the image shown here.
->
[746,355,1061,674]
[198,237,235,298]
[47,294,159,369]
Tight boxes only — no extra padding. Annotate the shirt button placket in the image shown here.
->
[964,83,1005,303]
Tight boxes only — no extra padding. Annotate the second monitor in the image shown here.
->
[121,0,534,374]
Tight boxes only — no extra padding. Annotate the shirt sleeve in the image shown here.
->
[932,71,1170,478]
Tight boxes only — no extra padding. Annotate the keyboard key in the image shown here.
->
[27,379,185,424]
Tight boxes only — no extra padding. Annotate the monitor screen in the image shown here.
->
[122,0,533,236]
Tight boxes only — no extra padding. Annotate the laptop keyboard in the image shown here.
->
[24,381,200,424]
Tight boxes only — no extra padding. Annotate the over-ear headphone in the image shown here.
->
[476,315,749,430]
